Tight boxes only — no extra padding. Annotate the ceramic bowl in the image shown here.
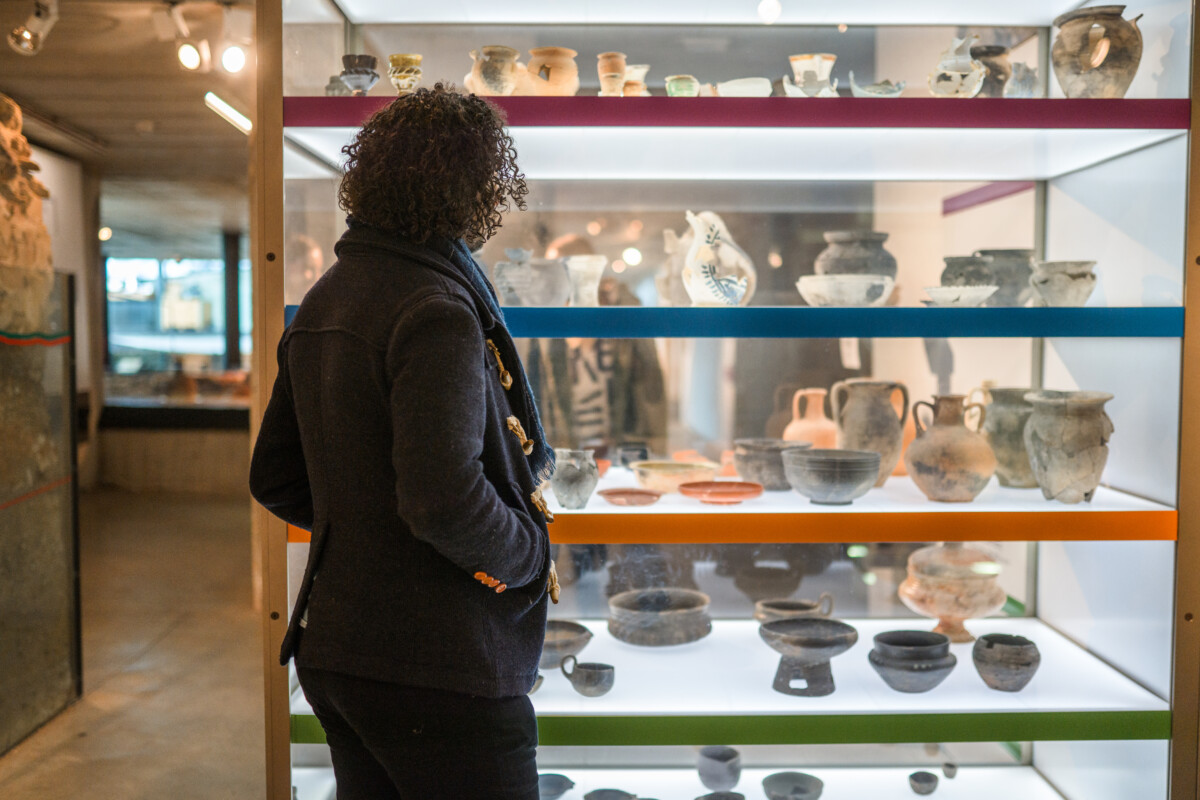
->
[973,632,1041,691]
[697,745,741,791]
[630,460,719,493]
[734,565,803,603]
[715,77,773,97]
[781,448,881,505]
[797,274,894,307]
[759,618,859,662]
[538,773,575,800]
[734,438,812,491]
[923,285,999,307]
[754,594,834,624]
[910,771,939,795]
[679,481,764,505]
[597,488,662,507]
[539,620,594,670]
[696,794,745,800]
[762,771,824,800]
[584,791,636,800]
[608,587,713,646]
[868,630,957,693]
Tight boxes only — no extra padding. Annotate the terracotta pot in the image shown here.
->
[1024,390,1114,503]
[1052,5,1143,98]
[899,543,1006,643]
[598,72,625,96]
[831,379,909,486]
[814,231,897,279]
[597,51,627,80]
[973,249,1035,307]
[979,387,1037,488]
[904,394,996,502]
[468,45,522,96]
[622,79,646,97]
[782,388,837,449]
[526,46,579,96]
[970,44,1012,97]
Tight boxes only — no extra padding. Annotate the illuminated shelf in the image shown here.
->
[290,618,1169,745]
[292,768,336,800]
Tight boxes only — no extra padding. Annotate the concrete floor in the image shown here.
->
[0,490,265,800]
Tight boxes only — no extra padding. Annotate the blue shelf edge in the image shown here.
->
[283,306,1183,339]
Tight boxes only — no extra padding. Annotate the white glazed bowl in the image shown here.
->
[922,285,999,308]
[715,77,773,97]
[797,274,894,308]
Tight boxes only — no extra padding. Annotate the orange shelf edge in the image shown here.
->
[288,510,1176,544]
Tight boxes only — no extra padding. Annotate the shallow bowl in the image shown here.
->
[631,460,719,494]
[538,774,575,800]
[608,587,712,646]
[923,284,999,307]
[539,620,593,670]
[797,274,894,307]
[910,771,939,795]
[762,771,824,800]
[754,596,832,624]
[781,448,880,505]
[734,438,812,491]
[597,488,662,507]
[679,481,764,505]
[758,617,859,662]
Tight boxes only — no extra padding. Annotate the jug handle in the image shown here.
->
[775,383,797,413]
[893,383,910,427]
[791,389,807,421]
[831,381,848,425]
[965,402,987,432]
[912,400,935,436]
[967,386,989,407]
[818,591,834,617]
[560,655,577,678]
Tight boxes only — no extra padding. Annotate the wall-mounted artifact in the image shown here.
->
[759,618,858,696]
[899,543,1006,643]
[831,378,909,485]
[1030,260,1097,307]
[1024,390,1114,503]
[387,53,422,94]
[973,632,1041,691]
[928,36,986,98]
[1052,5,1143,98]
[904,394,996,502]
[680,211,757,307]
[868,630,957,693]
[814,231,897,279]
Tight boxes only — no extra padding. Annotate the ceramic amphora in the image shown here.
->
[1052,5,1143,98]
[525,47,580,96]
[1030,260,1097,307]
[978,387,1037,488]
[974,249,1035,307]
[971,44,1012,97]
[814,231,897,279]
[904,394,996,503]
[831,378,909,487]
[551,448,600,509]
[681,211,757,307]
[783,388,837,449]
[1024,390,1114,504]
[899,542,1006,643]
[466,45,522,96]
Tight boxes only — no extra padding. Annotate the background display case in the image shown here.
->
[253,2,1200,798]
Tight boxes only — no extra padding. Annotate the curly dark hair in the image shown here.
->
[337,83,527,245]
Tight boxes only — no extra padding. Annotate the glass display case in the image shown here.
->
[252,2,1199,798]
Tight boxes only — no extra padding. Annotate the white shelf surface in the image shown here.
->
[290,618,1166,719]
[549,469,1172,516]
[293,767,336,800]
[325,0,1080,27]
[284,126,1184,182]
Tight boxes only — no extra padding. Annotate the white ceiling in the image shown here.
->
[0,0,255,258]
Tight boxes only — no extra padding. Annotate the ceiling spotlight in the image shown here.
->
[218,5,253,74]
[8,0,59,56]
[98,227,113,242]
[205,91,252,135]
[621,247,643,267]
[221,43,245,73]
[757,0,782,25]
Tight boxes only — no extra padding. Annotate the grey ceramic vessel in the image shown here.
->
[697,745,741,791]
[781,448,880,505]
[608,587,712,646]
[814,231,897,279]
[973,632,1041,691]
[759,618,858,696]
[941,255,994,287]
[942,763,958,779]
[733,438,812,490]
[973,249,1035,307]
[982,388,1037,488]
[762,771,824,800]
[910,770,939,795]
[734,565,803,603]
[561,655,615,697]
[538,773,575,800]
[585,791,636,800]
[551,448,600,509]
[696,794,745,800]
[868,630,957,693]
[539,619,593,670]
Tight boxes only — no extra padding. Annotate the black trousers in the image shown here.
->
[297,664,539,799]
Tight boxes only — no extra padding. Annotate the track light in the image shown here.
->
[178,38,211,71]
[8,0,59,56]
[217,5,253,74]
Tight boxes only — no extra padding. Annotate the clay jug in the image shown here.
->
[904,395,997,502]
[1024,390,1114,503]
[978,387,1037,488]
[1052,5,1143,98]
[525,46,580,96]
[765,383,804,438]
[831,379,909,487]
[783,388,837,449]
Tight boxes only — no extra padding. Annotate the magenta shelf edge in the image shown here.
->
[282,96,1191,129]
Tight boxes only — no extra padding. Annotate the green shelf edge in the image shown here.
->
[290,710,1170,746]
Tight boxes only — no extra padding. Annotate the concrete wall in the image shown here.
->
[99,430,250,495]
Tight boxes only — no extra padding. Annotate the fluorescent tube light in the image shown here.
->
[204,91,251,135]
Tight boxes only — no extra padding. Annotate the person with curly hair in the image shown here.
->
[250,84,555,799]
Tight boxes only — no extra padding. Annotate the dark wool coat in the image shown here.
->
[250,225,551,698]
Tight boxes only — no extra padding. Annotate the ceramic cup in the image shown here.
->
[697,745,742,791]
[666,74,701,97]
[561,655,615,697]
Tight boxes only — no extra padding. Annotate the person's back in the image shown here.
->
[250,84,554,799]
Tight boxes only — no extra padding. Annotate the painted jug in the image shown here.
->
[1052,5,1143,98]
[904,394,996,502]
[1024,390,1115,503]
[782,388,837,449]
[681,211,757,307]
[831,378,910,487]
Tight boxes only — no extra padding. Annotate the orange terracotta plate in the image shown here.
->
[679,481,765,505]
[597,488,663,507]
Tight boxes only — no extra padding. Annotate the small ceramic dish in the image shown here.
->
[715,77,773,97]
[537,773,575,800]
[597,488,662,507]
[922,284,999,307]
[797,274,894,307]
[630,460,719,493]
[762,771,824,800]
[679,481,764,505]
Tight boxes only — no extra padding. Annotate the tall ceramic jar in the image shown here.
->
[1024,390,1115,503]
[899,542,1006,643]
[814,232,898,280]
[978,387,1037,488]
[831,379,909,487]
[973,249,1035,307]
[1052,6,1143,98]
[525,46,580,96]
[782,388,838,449]
[904,395,996,503]
[551,448,600,509]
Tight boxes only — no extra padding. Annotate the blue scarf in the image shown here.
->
[446,239,556,486]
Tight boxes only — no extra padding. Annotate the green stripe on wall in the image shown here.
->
[290,710,1170,745]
